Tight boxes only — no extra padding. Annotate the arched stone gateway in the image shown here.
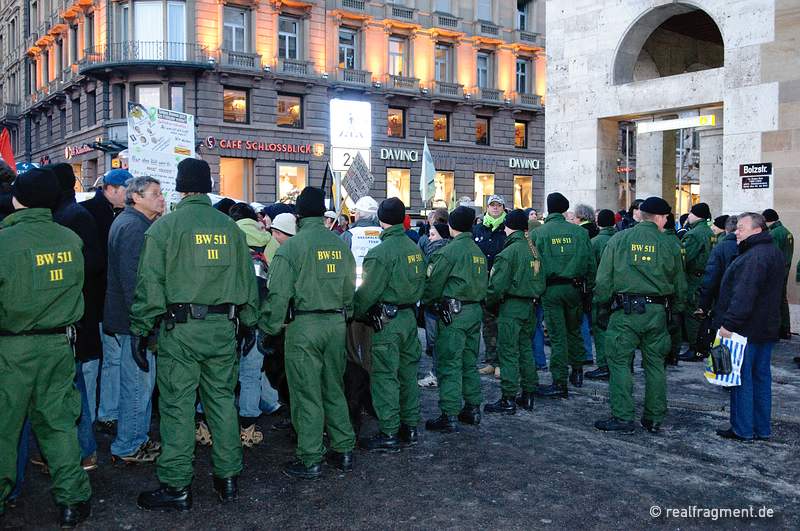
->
[546,0,799,304]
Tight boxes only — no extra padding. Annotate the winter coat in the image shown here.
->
[473,220,506,270]
[80,189,119,315]
[697,232,738,312]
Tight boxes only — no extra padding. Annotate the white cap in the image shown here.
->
[250,201,265,212]
[354,196,378,215]
[324,210,337,220]
[271,213,297,236]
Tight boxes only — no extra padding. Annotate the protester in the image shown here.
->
[323,210,337,230]
[697,216,739,316]
[615,199,643,232]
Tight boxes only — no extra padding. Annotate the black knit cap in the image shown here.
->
[713,215,729,230]
[176,158,212,193]
[295,187,326,218]
[505,209,528,231]
[12,168,61,209]
[762,209,779,222]
[46,163,76,192]
[449,206,475,233]
[597,209,616,228]
[433,222,450,239]
[690,202,711,220]
[640,196,671,215]
[547,192,569,214]
[377,197,405,225]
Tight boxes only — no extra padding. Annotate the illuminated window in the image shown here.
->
[278,16,299,60]
[223,6,249,52]
[434,44,452,82]
[516,58,530,93]
[277,93,302,128]
[433,112,449,142]
[433,171,455,208]
[220,157,254,201]
[476,117,490,145]
[514,121,527,148]
[477,52,491,88]
[514,175,532,209]
[223,87,248,123]
[277,162,308,203]
[387,107,405,138]
[474,172,495,208]
[387,168,411,206]
[388,37,406,76]
[338,28,357,70]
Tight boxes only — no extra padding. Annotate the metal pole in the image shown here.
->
[624,124,630,208]
[677,128,684,215]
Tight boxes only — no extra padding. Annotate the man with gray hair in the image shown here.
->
[104,176,165,464]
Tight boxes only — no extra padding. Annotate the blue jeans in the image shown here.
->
[532,304,546,368]
[9,419,31,501]
[98,326,122,422]
[424,309,439,375]
[75,362,97,459]
[581,313,593,362]
[81,358,100,424]
[730,342,774,439]
[238,345,280,418]
[110,334,156,456]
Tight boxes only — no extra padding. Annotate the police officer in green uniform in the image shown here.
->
[484,210,545,414]
[585,209,617,380]
[662,212,685,367]
[763,209,794,339]
[259,187,356,479]
[0,169,92,528]
[594,197,687,433]
[678,203,713,362]
[424,206,488,432]
[131,159,259,510]
[532,193,596,398]
[354,198,426,451]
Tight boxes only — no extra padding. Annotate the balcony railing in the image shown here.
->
[435,13,459,30]
[478,21,500,37]
[0,103,21,122]
[514,30,545,47]
[431,80,463,98]
[278,58,315,77]
[80,42,212,73]
[515,92,543,108]
[388,4,415,21]
[475,87,503,103]
[338,0,366,11]
[384,74,419,92]
[219,49,262,72]
[335,68,372,86]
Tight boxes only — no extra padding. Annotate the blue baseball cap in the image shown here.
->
[103,169,133,186]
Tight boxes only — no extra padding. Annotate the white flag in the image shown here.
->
[420,136,436,204]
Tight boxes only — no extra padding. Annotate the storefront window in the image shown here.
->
[387,168,411,206]
[223,88,248,123]
[476,117,489,145]
[277,162,307,203]
[515,121,527,148]
[474,172,495,208]
[433,171,455,208]
[220,157,254,201]
[433,112,449,142]
[277,94,302,128]
[514,175,532,209]
[388,107,404,138]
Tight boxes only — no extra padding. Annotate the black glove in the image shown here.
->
[596,305,611,331]
[237,326,256,357]
[257,332,279,357]
[131,335,150,372]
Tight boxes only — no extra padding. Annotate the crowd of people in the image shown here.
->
[0,159,795,528]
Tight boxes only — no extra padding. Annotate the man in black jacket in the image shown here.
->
[715,213,785,442]
[698,216,739,313]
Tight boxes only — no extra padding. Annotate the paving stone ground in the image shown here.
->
[4,336,799,530]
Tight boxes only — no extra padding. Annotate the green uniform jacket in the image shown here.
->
[353,224,426,320]
[0,209,85,333]
[682,220,713,277]
[486,230,545,317]
[129,195,259,336]
[594,220,687,311]
[591,226,616,266]
[769,221,794,273]
[422,232,488,305]
[260,217,356,335]
[531,213,596,287]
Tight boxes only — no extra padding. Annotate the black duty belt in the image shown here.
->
[506,294,537,302]
[0,327,68,336]
[612,293,669,308]
[546,276,577,287]
[295,308,345,316]
[459,301,481,305]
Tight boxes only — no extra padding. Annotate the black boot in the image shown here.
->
[536,383,568,399]
[677,349,704,362]
[137,485,192,511]
[283,459,323,479]
[359,432,401,453]
[58,500,91,528]
[569,366,583,387]
[212,476,238,503]
[515,392,534,411]
[457,404,482,425]
[640,418,661,434]
[585,366,610,380]
[425,413,458,432]
[326,451,354,472]
[484,397,516,415]
[594,417,636,434]
[398,424,418,447]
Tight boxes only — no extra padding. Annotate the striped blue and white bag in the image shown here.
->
[704,332,747,387]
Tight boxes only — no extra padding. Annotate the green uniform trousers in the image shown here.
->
[542,285,585,385]
[436,304,483,415]
[497,309,537,397]
[370,309,422,434]
[684,276,703,349]
[0,335,91,511]
[156,315,242,488]
[481,306,499,363]
[606,306,671,423]
[591,303,608,368]
[285,314,355,467]
[780,273,791,335]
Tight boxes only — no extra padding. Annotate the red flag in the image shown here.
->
[0,128,15,171]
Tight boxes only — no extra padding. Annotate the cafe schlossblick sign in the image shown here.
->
[379,148,540,170]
